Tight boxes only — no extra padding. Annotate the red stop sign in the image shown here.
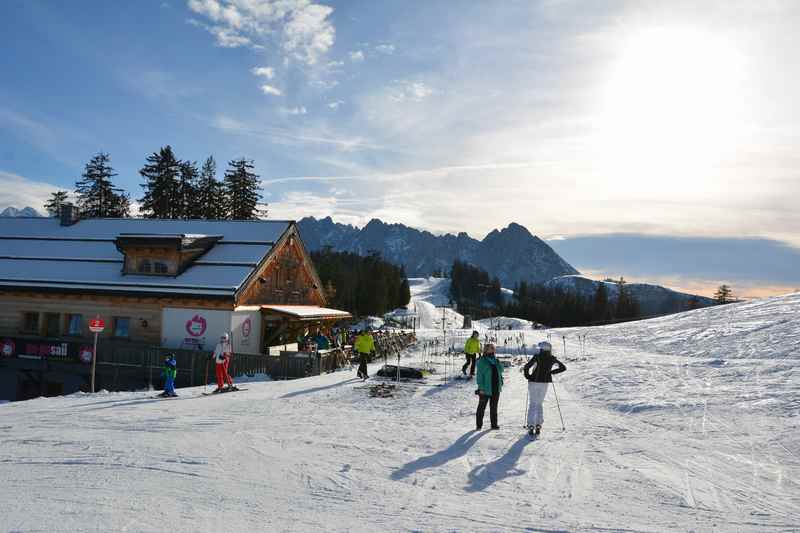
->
[89,318,105,333]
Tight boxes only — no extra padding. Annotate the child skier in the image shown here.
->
[212,333,237,393]
[523,341,566,436]
[160,354,177,397]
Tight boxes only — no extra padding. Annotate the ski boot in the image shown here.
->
[535,425,541,436]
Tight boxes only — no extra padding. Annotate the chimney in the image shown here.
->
[60,203,80,226]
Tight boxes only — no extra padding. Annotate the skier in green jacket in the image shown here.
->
[354,327,376,380]
[462,330,481,378]
[475,343,503,430]
[160,354,177,398]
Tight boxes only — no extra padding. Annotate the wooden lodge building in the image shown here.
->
[0,207,350,401]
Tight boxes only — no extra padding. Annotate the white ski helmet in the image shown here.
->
[221,333,230,341]
[538,341,552,353]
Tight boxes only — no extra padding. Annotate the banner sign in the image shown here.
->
[0,337,91,363]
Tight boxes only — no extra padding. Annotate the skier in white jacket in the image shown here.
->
[523,341,566,436]
[213,333,237,392]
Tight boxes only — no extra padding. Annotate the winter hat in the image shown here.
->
[538,341,552,353]
[484,343,496,355]
[221,333,230,341]
[471,330,479,337]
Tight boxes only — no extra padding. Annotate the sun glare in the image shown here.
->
[594,28,747,193]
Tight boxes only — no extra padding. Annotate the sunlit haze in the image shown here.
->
[1,1,798,295]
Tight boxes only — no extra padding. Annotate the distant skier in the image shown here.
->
[354,327,376,380]
[462,330,481,378]
[160,354,177,397]
[213,333,237,393]
[523,341,566,436]
[475,343,504,430]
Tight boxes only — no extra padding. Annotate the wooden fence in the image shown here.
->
[94,340,351,389]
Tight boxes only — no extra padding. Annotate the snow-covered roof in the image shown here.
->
[261,305,352,320]
[0,217,294,298]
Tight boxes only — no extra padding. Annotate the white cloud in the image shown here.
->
[251,66,275,79]
[327,100,344,109]
[260,84,282,96]
[281,106,308,115]
[187,0,335,65]
[311,79,339,90]
[326,60,344,68]
[388,80,434,102]
[0,170,61,213]
[375,43,395,54]
[349,50,365,62]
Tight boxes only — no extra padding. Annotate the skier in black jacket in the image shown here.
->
[523,341,566,436]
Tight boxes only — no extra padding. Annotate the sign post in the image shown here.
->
[88,316,105,393]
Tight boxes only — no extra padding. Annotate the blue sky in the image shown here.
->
[2,0,799,297]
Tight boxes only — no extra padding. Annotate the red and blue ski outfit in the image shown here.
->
[213,334,235,392]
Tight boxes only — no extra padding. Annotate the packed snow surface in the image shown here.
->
[2,285,799,531]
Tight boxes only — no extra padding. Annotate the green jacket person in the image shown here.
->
[475,343,503,430]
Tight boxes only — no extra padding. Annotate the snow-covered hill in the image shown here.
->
[545,274,717,315]
[2,294,799,531]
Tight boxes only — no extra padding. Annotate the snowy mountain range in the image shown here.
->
[297,216,579,286]
[0,206,43,217]
[545,275,717,315]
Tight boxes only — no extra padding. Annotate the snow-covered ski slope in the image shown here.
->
[2,293,799,532]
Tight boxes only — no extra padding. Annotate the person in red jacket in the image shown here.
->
[212,333,237,393]
[523,341,566,436]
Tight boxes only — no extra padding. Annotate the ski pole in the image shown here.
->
[552,381,565,431]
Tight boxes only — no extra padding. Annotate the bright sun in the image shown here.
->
[594,27,747,192]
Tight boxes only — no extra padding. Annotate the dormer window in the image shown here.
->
[116,233,223,276]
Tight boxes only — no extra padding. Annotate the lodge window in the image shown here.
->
[139,259,152,273]
[22,312,39,333]
[66,314,83,336]
[113,317,130,338]
[137,259,169,275]
[44,313,60,337]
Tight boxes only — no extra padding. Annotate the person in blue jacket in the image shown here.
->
[160,354,177,397]
[475,343,504,430]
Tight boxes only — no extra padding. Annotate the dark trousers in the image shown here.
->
[476,394,499,429]
[462,353,477,375]
[357,352,369,378]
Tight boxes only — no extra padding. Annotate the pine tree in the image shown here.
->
[44,191,70,216]
[139,146,180,219]
[714,284,733,304]
[74,152,130,218]
[224,158,263,220]
[398,267,411,307]
[196,156,226,219]
[177,160,199,219]
[592,281,609,321]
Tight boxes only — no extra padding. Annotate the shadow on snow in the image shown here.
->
[280,377,362,399]
[391,430,487,481]
[465,434,533,492]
